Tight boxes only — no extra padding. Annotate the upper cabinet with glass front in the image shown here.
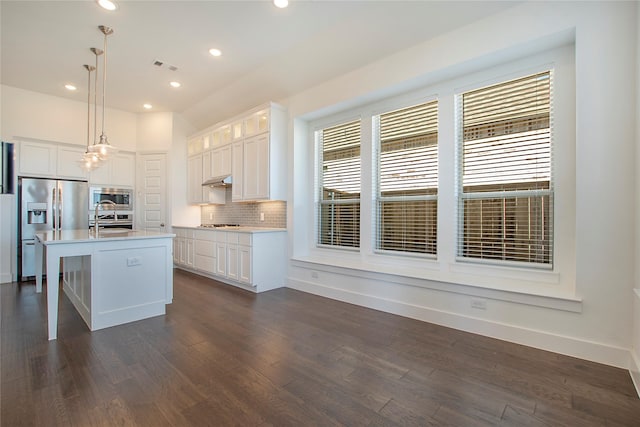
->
[187,136,204,156]
[244,109,269,138]
[187,102,287,203]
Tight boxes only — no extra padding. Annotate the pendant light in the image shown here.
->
[90,25,118,158]
[79,64,101,172]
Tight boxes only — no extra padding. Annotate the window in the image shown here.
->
[317,119,361,248]
[375,101,438,255]
[457,71,553,266]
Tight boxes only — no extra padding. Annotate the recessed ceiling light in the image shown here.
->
[143,103,153,109]
[169,81,181,88]
[64,84,77,91]
[273,0,288,8]
[209,48,222,57]
[97,0,118,11]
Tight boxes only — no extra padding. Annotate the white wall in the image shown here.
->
[136,112,174,152]
[632,0,640,394]
[286,1,638,369]
[1,85,137,151]
[0,194,15,283]
[170,113,199,228]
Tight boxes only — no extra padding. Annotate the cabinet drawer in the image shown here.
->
[195,229,215,241]
[195,240,215,257]
[214,230,226,242]
[185,229,196,239]
[173,228,186,238]
[194,255,215,274]
[238,233,252,246]
[226,232,239,245]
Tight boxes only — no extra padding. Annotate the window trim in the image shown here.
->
[372,98,439,258]
[315,117,362,250]
[302,44,575,299]
[454,69,555,270]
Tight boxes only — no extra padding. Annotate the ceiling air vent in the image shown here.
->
[152,59,178,71]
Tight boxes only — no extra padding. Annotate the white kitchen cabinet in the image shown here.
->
[170,227,286,293]
[23,144,87,181]
[232,103,286,202]
[186,102,287,203]
[187,154,204,204]
[18,140,57,178]
[220,125,232,145]
[243,108,269,137]
[187,136,204,156]
[194,230,216,274]
[227,244,239,281]
[202,150,212,182]
[112,153,136,187]
[89,152,136,188]
[231,120,243,141]
[185,239,194,268]
[231,141,243,202]
[189,153,224,205]
[238,233,252,284]
[173,235,182,265]
[57,145,89,180]
[211,145,231,177]
[243,133,269,200]
[173,227,195,269]
[214,231,227,276]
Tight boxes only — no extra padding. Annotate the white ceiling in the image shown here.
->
[1,0,519,129]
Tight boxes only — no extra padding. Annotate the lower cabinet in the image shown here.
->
[173,228,194,269]
[172,227,286,292]
[194,231,215,274]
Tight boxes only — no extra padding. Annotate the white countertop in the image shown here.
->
[35,229,176,245]
[172,225,287,233]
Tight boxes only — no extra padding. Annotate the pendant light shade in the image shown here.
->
[89,25,118,159]
[79,64,101,172]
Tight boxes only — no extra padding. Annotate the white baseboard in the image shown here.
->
[630,351,640,398]
[287,278,631,370]
[0,272,12,284]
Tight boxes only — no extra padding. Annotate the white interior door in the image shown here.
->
[137,153,167,232]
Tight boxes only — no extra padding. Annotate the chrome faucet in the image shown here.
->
[94,200,117,235]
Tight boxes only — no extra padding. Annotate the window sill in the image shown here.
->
[290,254,582,313]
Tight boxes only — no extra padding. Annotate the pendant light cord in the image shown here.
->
[86,66,91,150]
[101,30,107,137]
[94,50,99,144]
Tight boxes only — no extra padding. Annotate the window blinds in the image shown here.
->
[318,120,361,248]
[458,71,553,266]
[376,101,438,255]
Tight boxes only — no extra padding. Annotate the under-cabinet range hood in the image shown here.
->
[202,175,232,187]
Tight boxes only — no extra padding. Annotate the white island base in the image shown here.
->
[35,229,175,340]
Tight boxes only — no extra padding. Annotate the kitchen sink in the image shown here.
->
[94,228,133,237]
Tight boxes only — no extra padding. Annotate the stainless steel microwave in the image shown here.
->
[90,186,133,210]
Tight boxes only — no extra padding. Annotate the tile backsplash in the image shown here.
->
[201,188,286,228]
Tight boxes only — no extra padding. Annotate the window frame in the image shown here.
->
[315,116,362,251]
[373,99,439,258]
[455,70,555,270]
[301,44,575,301]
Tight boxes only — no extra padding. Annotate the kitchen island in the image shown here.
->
[35,229,175,340]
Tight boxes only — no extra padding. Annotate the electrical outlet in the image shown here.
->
[470,298,487,310]
[127,257,142,267]
[209,213,213,220]
[311,271,319,279]
[260,212,265,221]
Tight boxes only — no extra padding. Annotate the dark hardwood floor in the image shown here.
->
[2,269,639,426]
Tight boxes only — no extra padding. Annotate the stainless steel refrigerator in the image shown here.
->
[18,177,88,280]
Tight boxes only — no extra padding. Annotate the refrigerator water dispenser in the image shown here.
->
[27,202,48,224]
